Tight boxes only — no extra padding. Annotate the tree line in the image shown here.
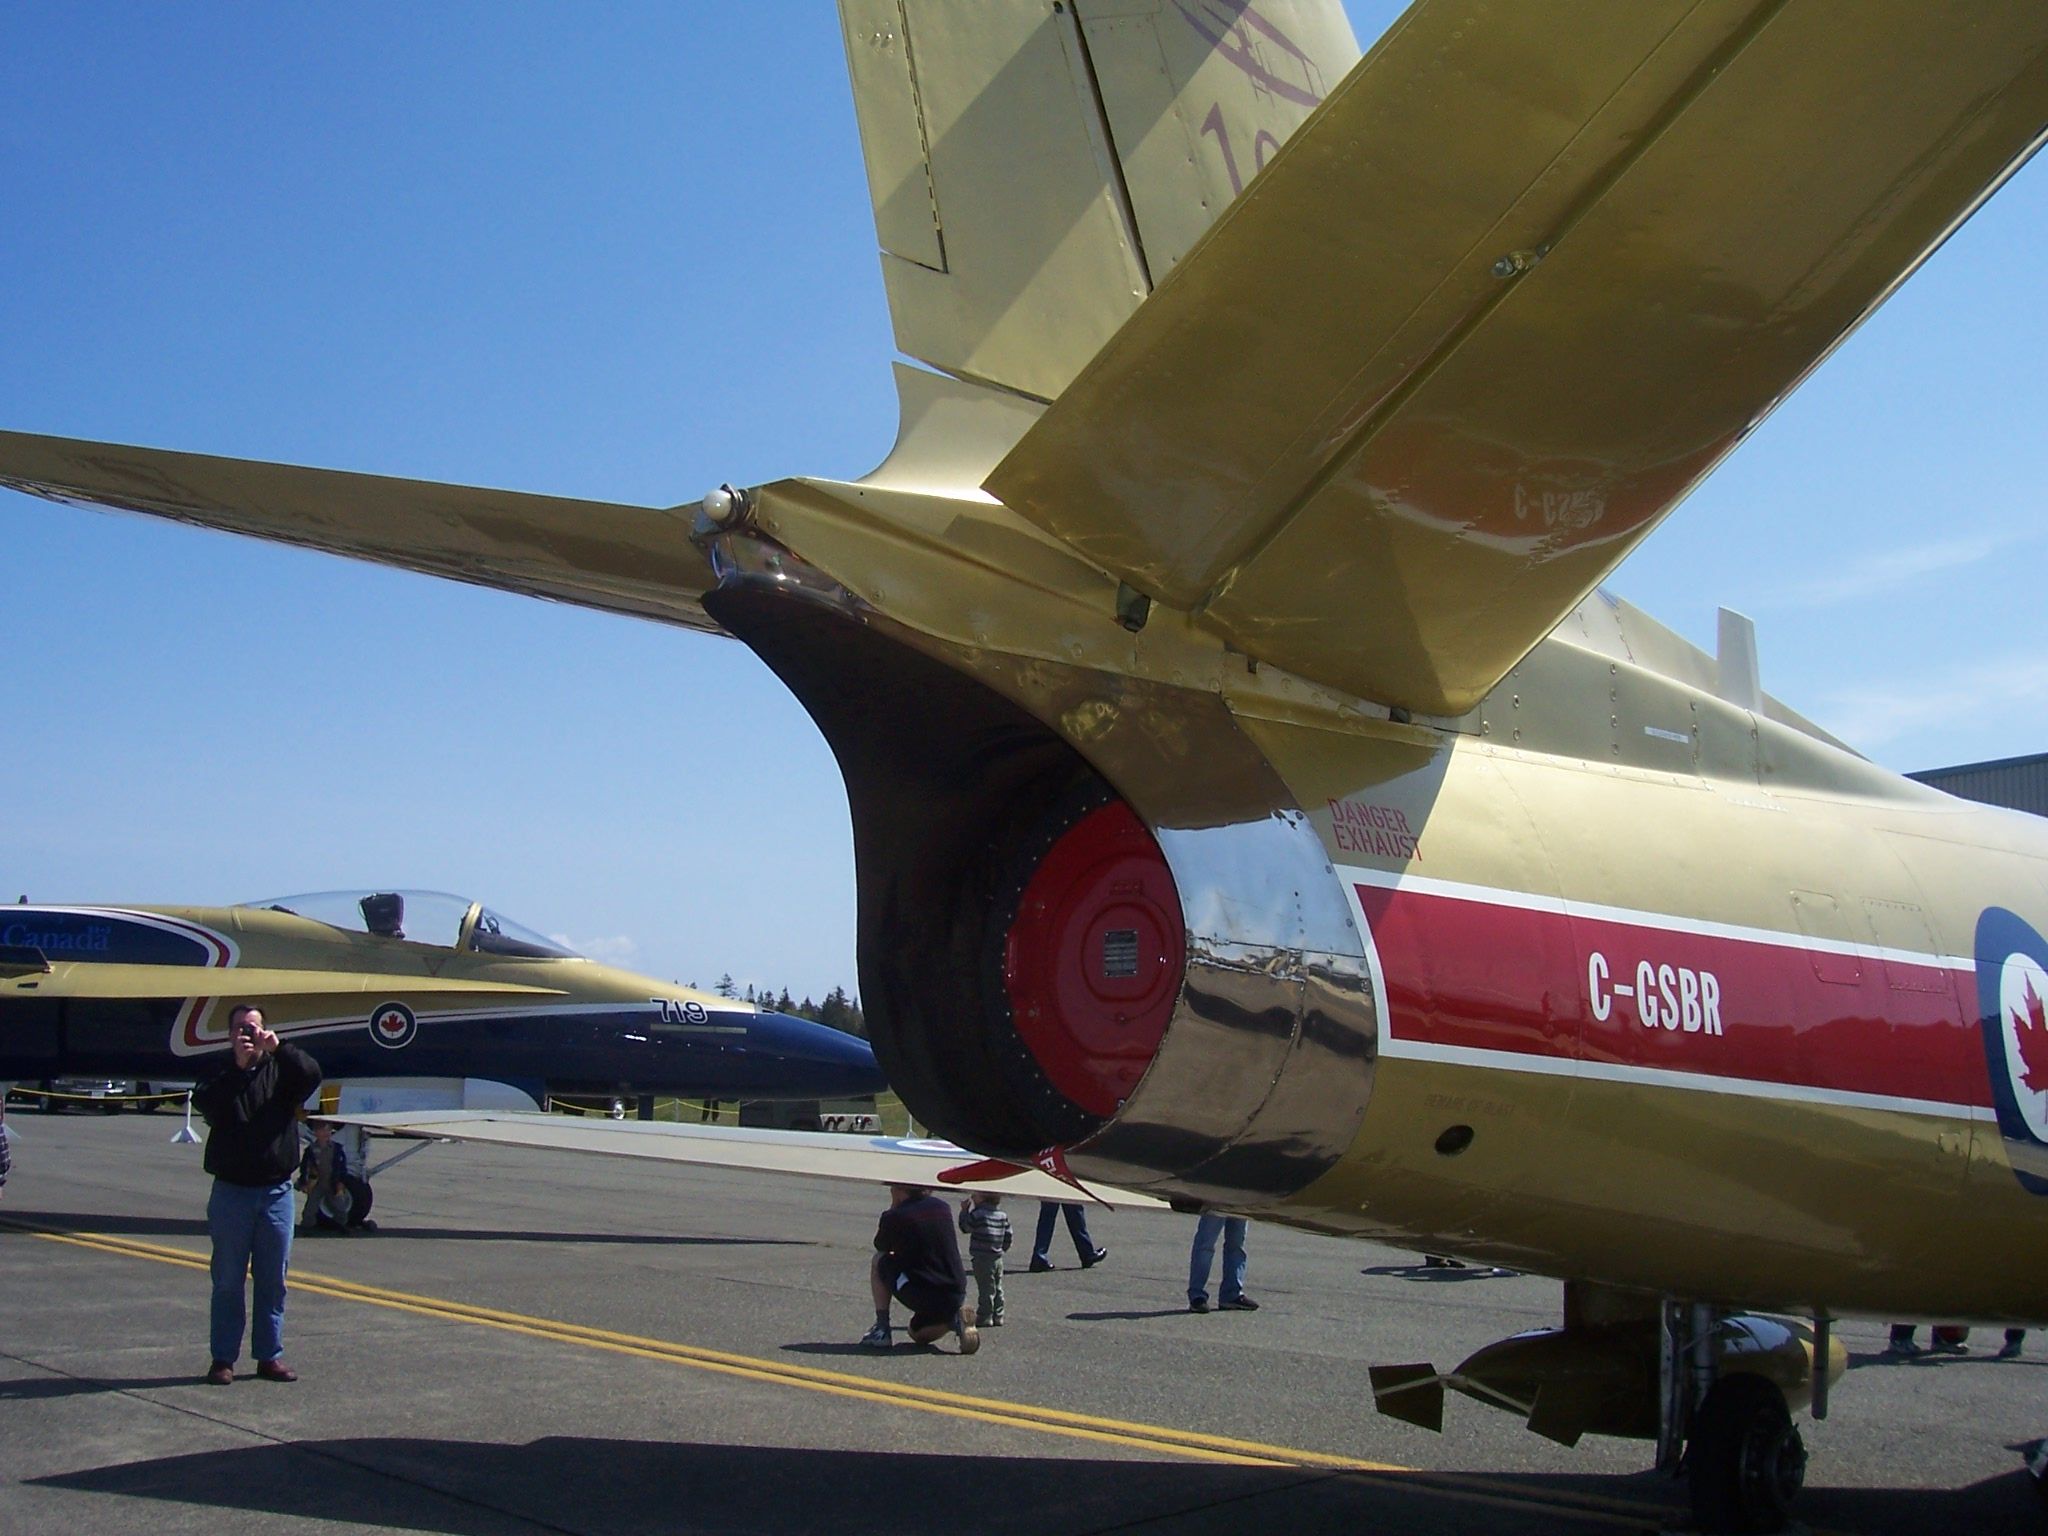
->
[700,974,866,1037]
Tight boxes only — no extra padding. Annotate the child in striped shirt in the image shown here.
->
[957,1192,1012,1327]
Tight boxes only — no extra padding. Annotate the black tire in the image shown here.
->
[341,1173,374,1227]
[1688,1373,1806,1534]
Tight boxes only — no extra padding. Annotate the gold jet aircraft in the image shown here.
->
[5,3,2048,1528]
[0,890,885,1108]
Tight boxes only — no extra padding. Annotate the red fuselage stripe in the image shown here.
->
[1354,883,1987,1109]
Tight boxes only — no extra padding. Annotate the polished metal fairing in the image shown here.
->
[1082,811,1377,1206]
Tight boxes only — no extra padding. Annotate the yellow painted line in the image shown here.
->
[9,1218,1690,1529]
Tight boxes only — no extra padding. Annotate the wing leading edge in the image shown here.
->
[988,0,2048,716]
[9,965,566,1001]
[332,1109,1167,1210]
[0,432,721,634]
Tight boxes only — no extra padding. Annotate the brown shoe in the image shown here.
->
[204,1360,234,1386]
[255,1359,298,1383]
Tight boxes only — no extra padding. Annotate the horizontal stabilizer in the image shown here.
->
[990,0,2048,714]
[1367,1362,1445,1433]
[0,431,721,633]
[14,964,565,1002]
[330,1110,1167,1209]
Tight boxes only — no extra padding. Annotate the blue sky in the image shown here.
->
[3,5,2042,1001]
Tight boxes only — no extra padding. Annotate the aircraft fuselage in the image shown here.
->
[0,901,884,1103]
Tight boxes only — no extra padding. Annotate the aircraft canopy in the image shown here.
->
[244,890,580,960]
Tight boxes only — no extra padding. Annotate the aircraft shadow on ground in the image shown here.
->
[0,1374,202,1402]
[1359,1263,1514,1283]
[1846,1347,2047,1373]
[25,1435,2046,1536]
[2,1212,804,1247]
[1064,1307,1208,1321]
[780,1341,951,1358]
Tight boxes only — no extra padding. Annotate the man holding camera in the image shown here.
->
[192,1004,321,1385]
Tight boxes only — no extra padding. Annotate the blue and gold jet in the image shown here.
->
[0,889,884,1105]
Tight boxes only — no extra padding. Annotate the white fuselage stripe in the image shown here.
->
[1340,865,1976,973]
[1379,1037,1991,1121]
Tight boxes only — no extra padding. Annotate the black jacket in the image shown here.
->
[873,1193,967,1301]
[193,1041,322,1187]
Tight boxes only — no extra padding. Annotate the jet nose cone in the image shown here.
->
[756,1011,889,1098]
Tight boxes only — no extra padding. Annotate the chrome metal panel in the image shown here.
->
[1156,809,1365,956]
[1072,940,1375,1202]
[1072,789,1377,1203]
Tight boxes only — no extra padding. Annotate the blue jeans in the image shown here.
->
[1032,1201,1099,1264]
[1188,1214,1247,1305]
[208,1178,295,1364]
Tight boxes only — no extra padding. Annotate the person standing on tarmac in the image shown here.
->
[861,1184,979,1354]
[193,1005,321,1385]
[1027,1199,1107,1271]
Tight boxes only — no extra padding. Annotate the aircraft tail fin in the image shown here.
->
[838,1,1359,407]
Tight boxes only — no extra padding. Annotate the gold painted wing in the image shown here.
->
[331,1110,1167,1209]
[0,431,720,633]
[9,964,564,1000]
[988,0,2048,716]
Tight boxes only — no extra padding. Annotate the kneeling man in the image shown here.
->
[861,1184,979,1354]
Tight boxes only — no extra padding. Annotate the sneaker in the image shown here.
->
[1189,1297,1210,1313]
[858,1323,893,1349]
[204,1360,234,1386]
[1932,1338,1970,1355]
[1081,1247,1108,1268]
[954,1308,981,1356]
[1027,1258,1052,1272]
[1219,1295,1261,1311]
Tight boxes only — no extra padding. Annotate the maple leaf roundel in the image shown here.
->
[1997,952,2048,1143]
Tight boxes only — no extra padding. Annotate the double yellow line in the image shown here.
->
[13,1219,1682,1529]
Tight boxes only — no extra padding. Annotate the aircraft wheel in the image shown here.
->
[1687,1374,1806,1534]
[341,1173,375,1227]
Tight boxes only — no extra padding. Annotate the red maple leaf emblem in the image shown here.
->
[2012,978,2048,1096]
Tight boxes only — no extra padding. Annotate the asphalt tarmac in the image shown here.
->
[2,1112,2043,1534]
